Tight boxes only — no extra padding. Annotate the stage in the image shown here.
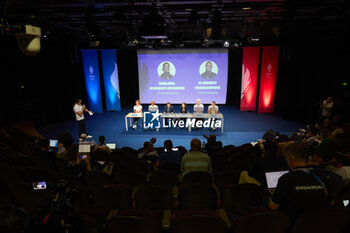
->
[39,106,304,150]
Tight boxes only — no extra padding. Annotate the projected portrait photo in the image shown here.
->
[158,61,176,80]
[199,60,218,80]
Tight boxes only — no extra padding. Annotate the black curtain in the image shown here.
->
[0,35,85,127]
[275,21,350,123]
[117,49,139,107]
[226,47,243,106]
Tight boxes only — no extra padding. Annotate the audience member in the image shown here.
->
[67,151,92,176]
[319,96,334,124]
[158,140,182,164]
[203,134,223,153]
[56,131,75,161]
[249,140,289,189]
[93,135,112,153]
[334,153,350,181]
[181,138,212,175]
[138,141,159,159]
[268,142,331,223]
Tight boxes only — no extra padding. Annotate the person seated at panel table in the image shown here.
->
[193,99,204,113]
[180,102,188,113]
[148,100,159,112]
[177,102,188,125]
[133,99,142,129]
[193,99,204,128]
[163,102,174,113]
[208,101,219,130]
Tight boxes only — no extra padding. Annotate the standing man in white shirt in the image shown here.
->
[133,99,142,129]
[73,99,92,138]
[193,99,204,128]
[208,101,219,131]
[148,100,159,112]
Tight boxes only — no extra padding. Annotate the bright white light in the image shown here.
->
[223,41,230,47]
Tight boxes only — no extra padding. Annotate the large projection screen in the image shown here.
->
[137,49,228,104]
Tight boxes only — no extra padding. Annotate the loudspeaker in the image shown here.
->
[262,129,276,141]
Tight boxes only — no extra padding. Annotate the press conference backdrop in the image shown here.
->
[81,50,103,113]
[101,49,121,111]
[137,49,229,104]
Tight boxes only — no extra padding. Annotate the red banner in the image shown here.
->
[240,47,260,111]
[258,46,280,113]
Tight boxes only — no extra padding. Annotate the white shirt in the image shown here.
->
[208,105,219,114]
[134,105,142,113]
[193,104,204,113]
[148,105,158,112]
[73,104,84,121]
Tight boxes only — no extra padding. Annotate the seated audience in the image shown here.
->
[334,153,350,181]
[203,134,223,153]
[269,142,332,223]
[249,140,289,189]
[93,135,112,153]
[181,138,212,175]
[67,151,92,176]
[56,131,75,161]
[158,140,182,164]
[138,141,159,160]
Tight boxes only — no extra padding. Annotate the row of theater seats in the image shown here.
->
[1,162,350,233]
[0,127,350,233]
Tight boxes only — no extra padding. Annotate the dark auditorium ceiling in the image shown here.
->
[1,0,350,47]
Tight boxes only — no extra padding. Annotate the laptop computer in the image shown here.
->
[78,143,91,153]
[265,170,289,189]
[106,143,116,150]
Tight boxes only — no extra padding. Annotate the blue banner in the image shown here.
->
[101,49,121,111]
[81,50,103,113]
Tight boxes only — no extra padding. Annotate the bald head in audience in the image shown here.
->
[191,138,202,151]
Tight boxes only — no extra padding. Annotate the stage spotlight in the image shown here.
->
[223,41,230,47]
[233,40,242,48]
[128,39,138,47]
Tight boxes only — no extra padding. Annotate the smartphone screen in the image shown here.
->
[172,148,178,151]
[32,181,47,190]
[49,139,58,147]
[80,154,87,160]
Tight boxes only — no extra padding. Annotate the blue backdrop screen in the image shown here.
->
[101,49,121,111]
[81,50,103,113]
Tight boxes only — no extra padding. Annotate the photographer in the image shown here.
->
[67,151,92,176]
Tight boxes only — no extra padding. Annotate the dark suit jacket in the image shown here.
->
[164,106,174,113]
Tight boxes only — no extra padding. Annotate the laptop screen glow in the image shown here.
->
[265,170,289,189]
